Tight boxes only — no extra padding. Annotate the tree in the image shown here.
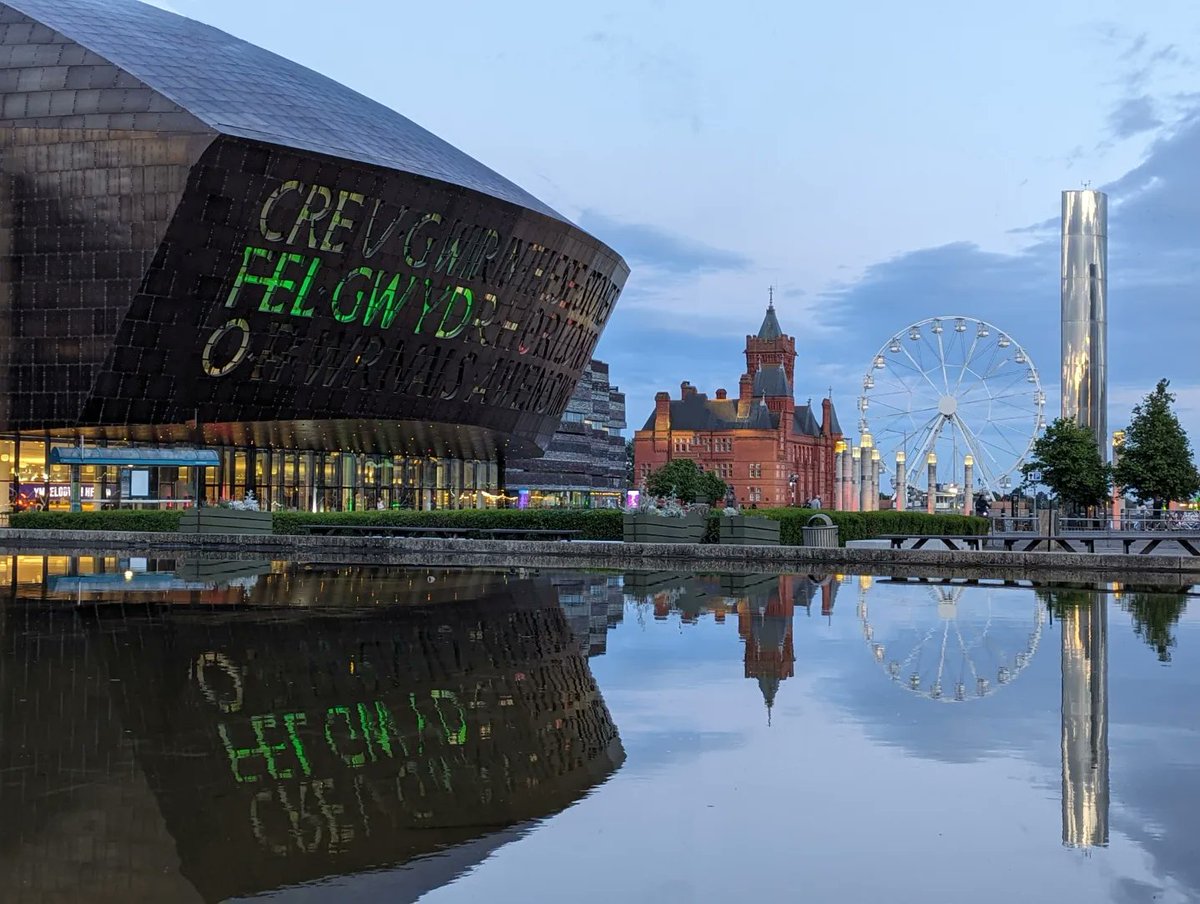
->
[1021,417,1111,512]
[625,439,635,486]
[1114,379,1200,512]
[645,459,727,504]
[1122,591,1189,662]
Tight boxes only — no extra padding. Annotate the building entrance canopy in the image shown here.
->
[48,448,220,468]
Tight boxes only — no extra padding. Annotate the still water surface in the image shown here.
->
[1,557,1198,903]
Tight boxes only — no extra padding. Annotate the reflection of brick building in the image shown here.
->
[625,572,841,718]
[633,303,842,507]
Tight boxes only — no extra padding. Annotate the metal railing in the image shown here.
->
[1059,514,1200,532]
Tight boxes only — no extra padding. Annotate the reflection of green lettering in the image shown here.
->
[430,690,468,746]
[283,712,312,777]
[358,701,408,760]
[225,245,274,309]
[218,714,294,783]
[409,692,427,755]
[325,706,366,767]
[362,272,419,329]
[331,268,373,323]
[290,257,322,318]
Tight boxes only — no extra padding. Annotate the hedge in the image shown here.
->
[272,508,625,540]
[7,506,986,546]
[9,510,184,532]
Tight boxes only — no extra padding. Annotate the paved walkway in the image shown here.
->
[1,528,1198,581]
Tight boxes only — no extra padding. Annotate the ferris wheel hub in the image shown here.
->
[938,395,958,416]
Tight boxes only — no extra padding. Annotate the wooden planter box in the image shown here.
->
[718,515,781,546]
[622,513,707,544]
[179,508,274,535]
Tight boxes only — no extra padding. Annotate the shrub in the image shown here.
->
[10,510,184,532]
[273,508,625,540]
[752,508,988,545]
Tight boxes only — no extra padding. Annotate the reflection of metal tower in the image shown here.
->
[1061,595,1109,848]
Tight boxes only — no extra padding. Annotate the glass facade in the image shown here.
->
[0,434,501,512]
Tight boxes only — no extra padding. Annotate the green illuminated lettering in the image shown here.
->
[362,272,419,329]
[225,245,275,308]
[331,267,373,323]
[259,251,305,314]
[290,257,322,318]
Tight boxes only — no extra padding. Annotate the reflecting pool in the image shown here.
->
[1,557,1199,903]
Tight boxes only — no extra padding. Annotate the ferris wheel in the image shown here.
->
[858,316,1045,500]
[856,580,1045,703]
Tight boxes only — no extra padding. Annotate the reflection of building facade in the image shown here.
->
[549,572,626,657]
[625,572,839,716]
[0,562,624,901]
[1061,595,1109,848]
[506,360,628,508]
[0,0,626,513]
[632,303,841,507]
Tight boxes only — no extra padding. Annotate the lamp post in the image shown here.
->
[926,451,937,514]
[834,440,846,511]
[859,434,873,512]
[1112,431,1125,529]
[963,454,974,516]
[870,449,881,512]
[851,446,862,513]
[895,451,906,511]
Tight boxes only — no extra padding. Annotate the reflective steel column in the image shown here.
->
[1061,190,1108,458]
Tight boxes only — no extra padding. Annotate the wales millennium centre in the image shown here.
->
[0,0,627,511]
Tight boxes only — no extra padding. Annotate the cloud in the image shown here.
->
[577,210,751,276]
[820,100,1200,441]
[1107,95,1162,139]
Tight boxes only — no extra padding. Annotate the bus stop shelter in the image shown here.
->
[48,447,220,512]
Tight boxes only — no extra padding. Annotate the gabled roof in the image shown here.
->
[752,365,790,398]
[757,304,783,339]
[640,393,777,432]
[5,0,566,222]
[793,405,821,437]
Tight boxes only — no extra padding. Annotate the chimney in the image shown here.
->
[654,391,671,432]
[739,373,753,403]
[681,380,697,399]
[822,397,833,436]
[715,388,727,400]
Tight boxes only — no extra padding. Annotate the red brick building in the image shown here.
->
[633,303,842,507]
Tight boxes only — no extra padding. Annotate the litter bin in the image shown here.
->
[802,513,839,548]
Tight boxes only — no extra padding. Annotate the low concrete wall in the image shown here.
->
[0,528,1198,580]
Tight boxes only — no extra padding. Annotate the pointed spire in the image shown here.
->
[757,291,783,339]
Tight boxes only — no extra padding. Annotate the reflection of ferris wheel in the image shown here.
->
[857,582,1044,703]
[859,316,1045,499]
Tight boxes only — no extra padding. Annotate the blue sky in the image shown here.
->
[145,0,1200,449]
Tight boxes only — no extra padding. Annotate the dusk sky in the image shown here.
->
[145,0,1200,449]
